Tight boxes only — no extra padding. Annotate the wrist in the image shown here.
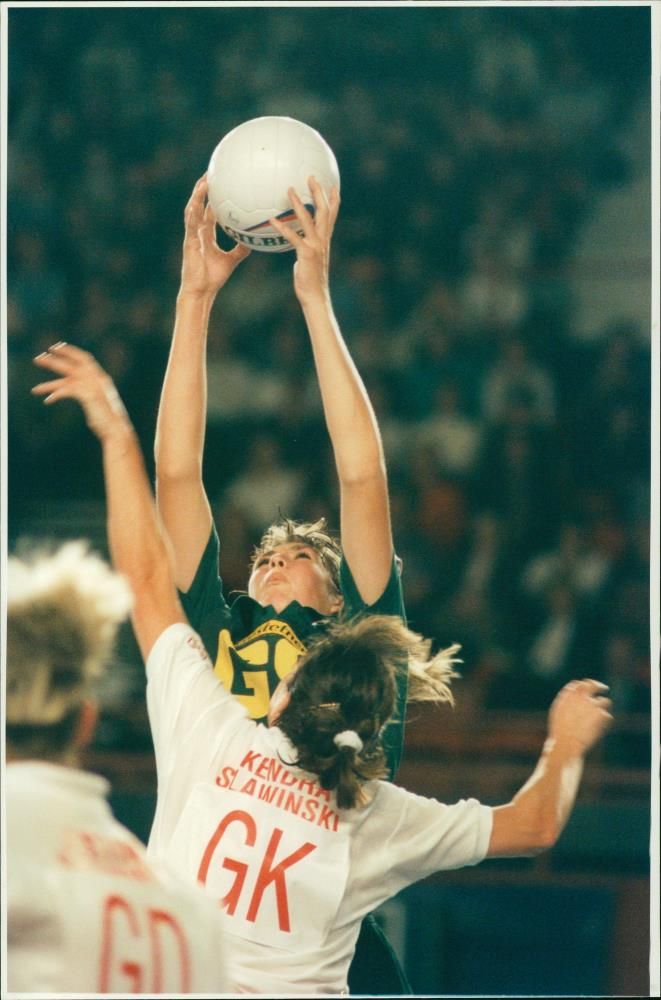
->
[99,416,137,451]
[299,287,332,314]
[543,734,586,760]
[176,287,217,308]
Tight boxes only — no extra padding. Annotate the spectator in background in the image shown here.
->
[10,232,67,330]
[207,499,257,596]
[415,381,483,480]
[460,255,529,340]
[521,521,613,610]
[477,417,557,558]
[224,432,306,535]
[600,631,649,766]
[524,579,597,708]
[481,336,556,428]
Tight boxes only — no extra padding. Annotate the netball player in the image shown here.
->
[6,542,229,994]
[153,173,410,990]
[32,342,612,995]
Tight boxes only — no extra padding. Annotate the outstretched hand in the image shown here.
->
[180,175,251,298]
[547,678,613,756]
[32,343,130,442]
[269,176,340,306]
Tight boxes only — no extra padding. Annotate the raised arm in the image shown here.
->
[270,179,393,606]
[33,344,185,660]
[488,679,612,857]
[155,176,250,591]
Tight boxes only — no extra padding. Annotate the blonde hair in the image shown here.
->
[278,615,461,808]
[251,517,342,594]
[6,542,132,732]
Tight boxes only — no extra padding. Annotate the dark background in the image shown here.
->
[5,5,654,995]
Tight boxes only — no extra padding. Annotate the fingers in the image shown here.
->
[559,680,614,726]
[269,213,305,249]
[186,179,251,269]
[33,349,71,375]
[184,175,209,232]
[36,339,67,352]
[202,203,252,264]
[32,342,101,400]
[270,178,331,249]
[31,376,65,395]
[308,175,329,220]
[30,342,128,442]
[287,186,317,241]
[31,381,72,405]
[565,678,610,694]
[308,175,338,241]
[190,174,208,200]
[327,183,340,238]
[227,242,252,263]
[197,201,219,254]
[33,343,95,383]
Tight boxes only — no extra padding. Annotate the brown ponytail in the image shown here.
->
[277,615,460,809]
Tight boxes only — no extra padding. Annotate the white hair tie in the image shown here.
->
[333,730,363,753]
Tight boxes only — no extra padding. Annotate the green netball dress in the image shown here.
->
[178,525,408,780]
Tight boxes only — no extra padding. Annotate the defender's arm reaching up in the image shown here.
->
[33,343,186,660]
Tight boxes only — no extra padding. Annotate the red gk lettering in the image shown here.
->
[246,827,316,932]
[197,810,256,915]
[198,811,316,932]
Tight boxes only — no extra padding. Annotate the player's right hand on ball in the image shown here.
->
[32,343,130,442]
[180,174,251,297]
[547,678,613,755]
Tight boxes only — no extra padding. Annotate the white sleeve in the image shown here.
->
[146,623,251,783]
[369,786,493,899]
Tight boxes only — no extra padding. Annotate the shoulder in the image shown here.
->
[147,622,214,676]
[178,525,231,626]
[340,552,405,619]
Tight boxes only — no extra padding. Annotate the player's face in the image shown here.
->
[248,542,341,615]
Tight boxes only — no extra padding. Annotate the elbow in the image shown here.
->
[491,802,561,858]
[527,818,561,855]
[525,837,556,858]
[337,457,387,489]
[115,549,167,597]
[154,436,201,482]
[155,460,202,486]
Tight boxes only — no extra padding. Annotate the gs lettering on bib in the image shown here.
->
[168,762,349,952]
[214,624,306,721]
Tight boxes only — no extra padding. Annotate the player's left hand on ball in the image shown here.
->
[269,176,340,304]
[32,342,130,441]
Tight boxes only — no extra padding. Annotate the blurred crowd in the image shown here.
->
[7,7,651,762]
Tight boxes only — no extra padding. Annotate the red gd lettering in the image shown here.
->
[197,809,316,932]
[98,895,191,993]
